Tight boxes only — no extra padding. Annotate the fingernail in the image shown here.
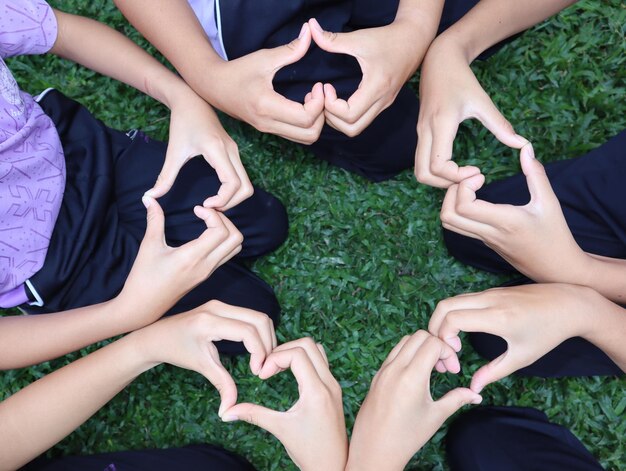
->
[298,23,307,39]
[309,18,322,33]
[222,414,238,423]
[142,194,153,208]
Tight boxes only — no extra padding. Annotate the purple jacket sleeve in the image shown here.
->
[0,0,57,59]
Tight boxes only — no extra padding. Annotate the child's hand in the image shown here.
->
[415,37,527,188]
[135,300,276,416]
[199,23,325,146]
[148,92,253,211]
[115,197,242,331]
[223,338,348,471]
[308,17,425,138]
[428,283,609,393]
[346,331,480,471]
[440,145,591,284]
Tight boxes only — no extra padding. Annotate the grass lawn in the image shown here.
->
[2,1,625,469]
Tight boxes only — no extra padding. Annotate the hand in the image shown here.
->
[223,338,348,471]
[116,197,243,331]
[148,90,253,210]
[346,331,481,471]
[308,17,426,137]
[201,23,325,145]
[415,37,528,188]
[440,144,591,283]
[428,283,607,393]
[135,300,277,416]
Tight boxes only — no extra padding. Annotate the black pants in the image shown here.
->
[20,444,256,471]
[25,91,288,354]
[446,407,603,471]
[444,130,626,377]
[220,0,505,182]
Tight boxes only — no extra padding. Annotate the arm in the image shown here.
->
[308,0,444,137]
[0,201,243,370]
[414,0,577,187]
[114,0,325,145]
[224,338,348,471]
[52,8,251,207]
[440,146,625,303]
[0,300,275,471]
[346,331,481,471]
[428,283,626,393]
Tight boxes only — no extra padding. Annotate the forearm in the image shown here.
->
[0,333,156,470]
[0,296,155,370]
[51,8,196,111]
[395,0,445,72]
[578,293,626,372]
[438,0,577,61]
[114,0,222,98]
[580,254,626,306]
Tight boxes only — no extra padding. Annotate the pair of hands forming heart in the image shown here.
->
[204,17,430,146]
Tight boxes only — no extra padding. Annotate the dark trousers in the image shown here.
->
[25,91,288,355]
[444,130,626,377]
[446,407,603,471]
[20,444,256,471]
[220,0,501,182]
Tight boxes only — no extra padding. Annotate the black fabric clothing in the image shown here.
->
[443,130,626,377]
[24,91,288,355]
[446,407,604,471]
[219,0,511,182]
[20,444,257,471]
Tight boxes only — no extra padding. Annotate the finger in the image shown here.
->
[519,144,555,204]
[269,22,312,71]
[408,335,461,376]
[259,346,325,390]
[303,82,325,117]
[210,316,270,376]
[147,149,186,199]
[203,212,244,268]
[470,351,512,394]
[141,196,166,245]
[452,175,513,227]
[435,387,483,419]
[202,150,242,210]
[180,206,230,258]
[269,338,331,383]
[264,110,324,144]
[428,293,494,337]
[414,123,456,188]
[439,184,489,239]
[308,18,353,56]
[394,330,432,366]
[317,343,329,366]
[381,335,411,368]
[429,119,481,183]
[224,149,254,209]
[222,402,283,435]
[435,360,447,373]
[438,308,502,353]
[199,351,238,418]
[324,95,384,138]
[473,96,528,149]
[209,301,276,370]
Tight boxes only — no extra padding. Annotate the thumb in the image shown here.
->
[270,22,312,70]
[519,143,555,203]
[474,97,528,149]
[147,148,187,199]
[142,195,165,243]
[470,351,512,394]
[308,18,352,55]
[222,402,282,433]
[436,387,483,419]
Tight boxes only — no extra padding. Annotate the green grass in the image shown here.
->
[3,1,626,469]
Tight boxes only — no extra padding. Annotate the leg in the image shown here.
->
[20,444,256,471]
[444,130,626,274]
[446,407,604,471]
